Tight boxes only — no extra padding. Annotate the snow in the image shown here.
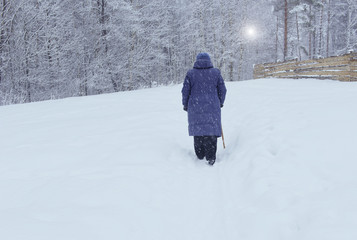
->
[1,78,357,240]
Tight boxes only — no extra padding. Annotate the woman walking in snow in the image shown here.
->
[182,53,227,165]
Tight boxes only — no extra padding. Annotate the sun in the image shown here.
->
[245,26,257,39]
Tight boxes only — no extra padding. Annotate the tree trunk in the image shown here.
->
[276,16,278,62]
[24,25,31,103]
[0,0,7,84]
[284,0,288,61]
[199,4,205,50]
[326,0,330,57]
[312,27,316,58]
[309,5,312,59]
[346,0,352,52]
[228,5,233,81]
[98,0,108,53]
[318,2,324,57]
[238,42,244,81]
[46,8,54,84]
[128,0,136,90]
[100,0,107,53]
[296,12,301,61]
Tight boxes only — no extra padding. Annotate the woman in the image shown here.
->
[182,53,227,165]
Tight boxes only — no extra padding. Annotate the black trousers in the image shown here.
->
[194,136,218,161]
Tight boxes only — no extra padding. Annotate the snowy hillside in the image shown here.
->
[1,78,357,240]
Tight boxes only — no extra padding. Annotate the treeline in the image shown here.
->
[0,0,186,104]
[0,0,356,105]
[273,0,357,62]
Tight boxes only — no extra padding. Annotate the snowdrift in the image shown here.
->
[1,78,357,240]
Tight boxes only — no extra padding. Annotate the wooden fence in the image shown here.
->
[253,52,357,82]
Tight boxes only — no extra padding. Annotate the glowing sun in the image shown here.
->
[245,26,257,39]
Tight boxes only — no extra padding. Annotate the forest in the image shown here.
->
[0,0,356,105]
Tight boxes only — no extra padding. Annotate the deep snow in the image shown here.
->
[1,78,357,240]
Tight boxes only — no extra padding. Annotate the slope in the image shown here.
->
[1,78,357,240]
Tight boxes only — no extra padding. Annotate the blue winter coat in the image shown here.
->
[182,53,227,137]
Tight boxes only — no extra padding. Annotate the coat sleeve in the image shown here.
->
[181,72,191,108]
[217,71,227,106]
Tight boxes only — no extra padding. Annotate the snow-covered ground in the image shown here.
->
[1,78,357,240]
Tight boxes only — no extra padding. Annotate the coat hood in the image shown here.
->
[193,53,213,69]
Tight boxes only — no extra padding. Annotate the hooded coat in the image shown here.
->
[182,53,227,137]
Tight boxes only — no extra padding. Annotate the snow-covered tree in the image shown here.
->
[0,0,356,105]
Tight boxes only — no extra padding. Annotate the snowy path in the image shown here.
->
[1,78,357,240]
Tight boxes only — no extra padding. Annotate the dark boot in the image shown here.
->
[208,159,216,165]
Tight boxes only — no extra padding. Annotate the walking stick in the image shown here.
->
[221,124,226,149]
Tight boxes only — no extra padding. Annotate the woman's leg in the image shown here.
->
[204,136,217,162]
[194,136,205,160]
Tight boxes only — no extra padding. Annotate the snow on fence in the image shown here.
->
[253,52,357,82]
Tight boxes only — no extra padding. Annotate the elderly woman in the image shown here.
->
[182,53,227,165]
